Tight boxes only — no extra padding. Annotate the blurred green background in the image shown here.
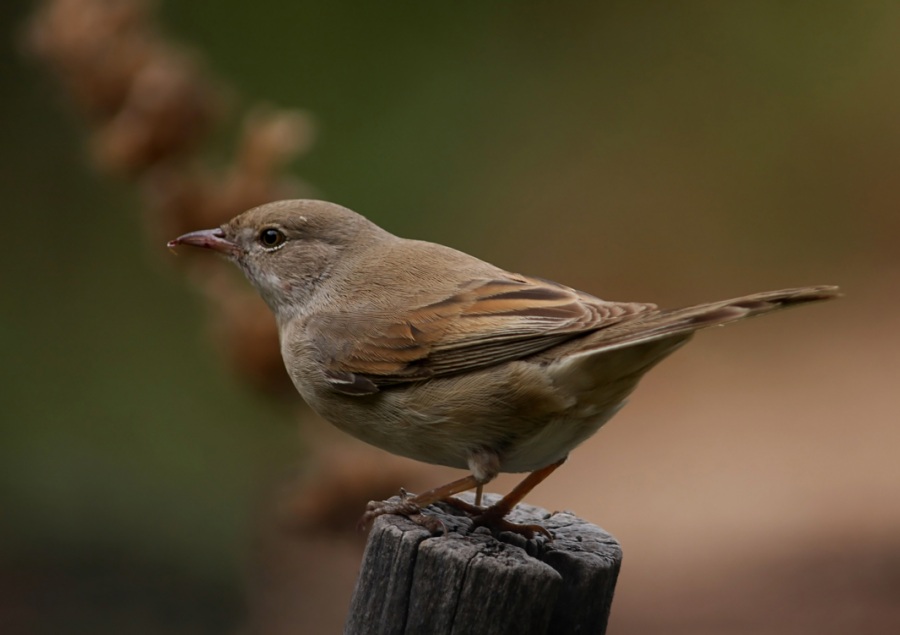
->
[2,1,898,633]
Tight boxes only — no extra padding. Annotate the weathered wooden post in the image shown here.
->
[345,494,622,635]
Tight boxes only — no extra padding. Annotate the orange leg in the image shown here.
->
[489,457,567,515]
[410,473,481,508]
[360,473,480,532]
[360,457,567,538]
[471,457,567,538]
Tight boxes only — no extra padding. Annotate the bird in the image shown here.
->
[168,199,839,538]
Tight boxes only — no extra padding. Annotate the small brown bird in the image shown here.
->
[169,199,838,537]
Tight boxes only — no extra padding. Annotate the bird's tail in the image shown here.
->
[548,285,839,401]
[587,285,840,355]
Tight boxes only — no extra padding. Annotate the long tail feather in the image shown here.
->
[574,285,840,357]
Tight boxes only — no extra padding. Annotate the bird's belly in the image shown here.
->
[297,361,629,474]
[497,402,626,473]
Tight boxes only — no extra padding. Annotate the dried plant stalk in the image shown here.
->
[26,0,315,394]
[25,1,426,553]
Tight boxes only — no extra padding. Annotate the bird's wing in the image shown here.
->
[306,274,655,395]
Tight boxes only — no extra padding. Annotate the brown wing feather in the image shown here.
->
[308,274,655,393]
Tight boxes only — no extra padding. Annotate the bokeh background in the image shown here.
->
[2,1,899,633]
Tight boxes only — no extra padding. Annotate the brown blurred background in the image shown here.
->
[2,1,899,633]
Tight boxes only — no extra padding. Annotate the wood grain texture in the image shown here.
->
[345,494,622,635]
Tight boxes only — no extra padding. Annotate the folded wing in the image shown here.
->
[309,274,655,394]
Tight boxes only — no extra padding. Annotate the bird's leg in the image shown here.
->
[472,456,568,539]
[435,448,499,515]
[360,473,481,533]
[360,450,501,532]
[408,474,482,508]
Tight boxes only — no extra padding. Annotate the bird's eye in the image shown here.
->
[258,227,286,249]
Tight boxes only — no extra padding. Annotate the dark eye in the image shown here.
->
[258,227,286,249]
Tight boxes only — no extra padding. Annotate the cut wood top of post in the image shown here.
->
[347,494,623,635]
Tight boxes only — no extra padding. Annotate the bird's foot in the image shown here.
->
[471,504,553,540]
[358,490,446,535]
[359,491,552,540]
[439,493,552,539]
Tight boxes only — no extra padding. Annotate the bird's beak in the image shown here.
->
[167,228,240,256]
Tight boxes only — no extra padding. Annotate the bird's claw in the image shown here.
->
[358,490,551,541]
[471,507,553,540]
[358,495,446,535]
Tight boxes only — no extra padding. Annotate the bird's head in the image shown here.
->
[169,199,385,322]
